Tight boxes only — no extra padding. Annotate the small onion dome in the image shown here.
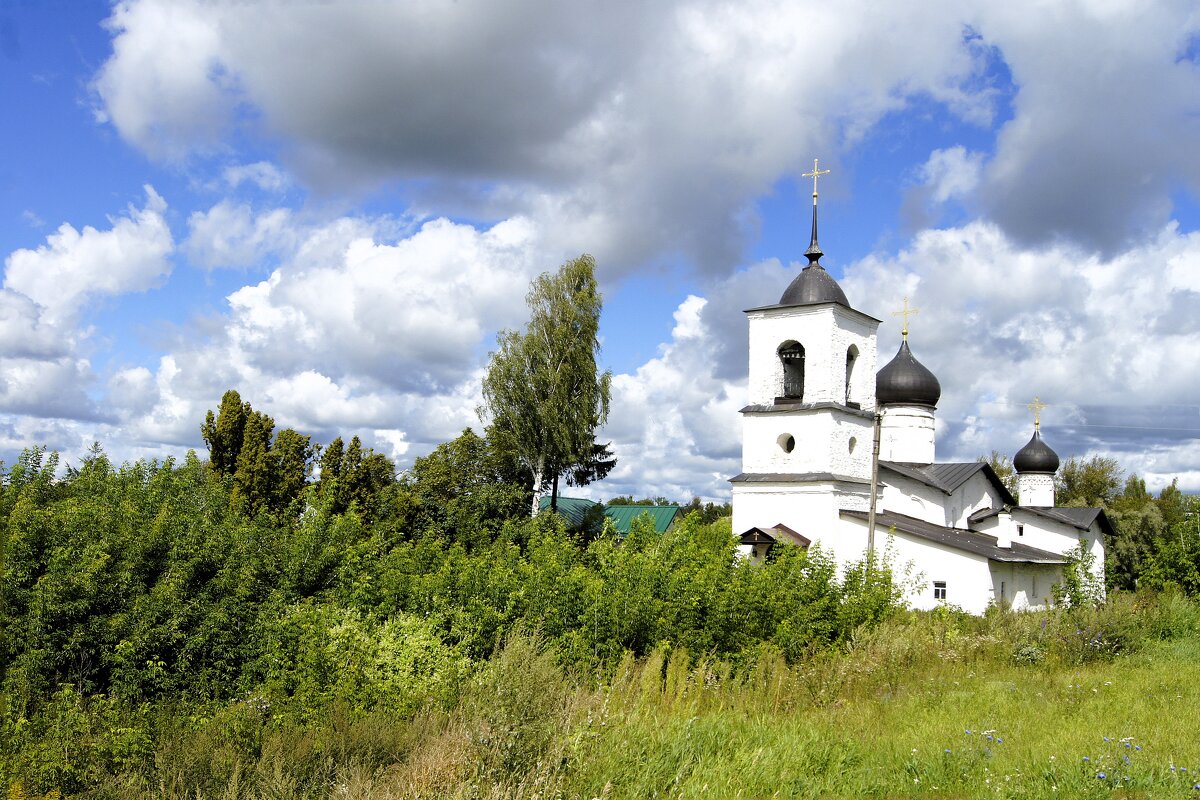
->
[875,341,941,406]
[1014,430,1060,474]
[779,264,850,307]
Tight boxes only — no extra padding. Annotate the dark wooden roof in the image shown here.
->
[738,523,812,548]
[841,509,1067,564]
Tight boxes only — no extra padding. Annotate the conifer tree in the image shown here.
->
[201,390,250,475]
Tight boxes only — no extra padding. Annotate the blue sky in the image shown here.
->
[2,0,1199,500]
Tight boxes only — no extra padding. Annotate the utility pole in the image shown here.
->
[867,411,882,563]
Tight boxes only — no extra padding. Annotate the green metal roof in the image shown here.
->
[537,497,683,535]
[603,505,682,535]
[537,496,599,529]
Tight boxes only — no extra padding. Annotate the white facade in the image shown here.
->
[1018,472,1055,506]
[879,403,936,464]
[745,304,879,411]
[732,262,1109,615]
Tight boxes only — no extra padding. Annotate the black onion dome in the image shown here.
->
[1014,430,1060,474]
[779,264,850,307]
[876,341,941,406]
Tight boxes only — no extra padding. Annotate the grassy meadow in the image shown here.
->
[8,593,1200,799]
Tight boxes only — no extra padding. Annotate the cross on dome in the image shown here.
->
[802,158,830,204]
[801,158,830,263]
[1027,396,1048,431]
[891,296,920,341]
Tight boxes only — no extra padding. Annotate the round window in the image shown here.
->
[848,436,857,454]
[778,433,796,453]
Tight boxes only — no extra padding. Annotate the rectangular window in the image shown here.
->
[1032,576,1038,597]
[933,581,947,601]
[1017,524,1025,537]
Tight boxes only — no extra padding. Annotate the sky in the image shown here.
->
[2,0,1199,502]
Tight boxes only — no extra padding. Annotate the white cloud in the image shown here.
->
[184,200,295,270]
[104,211,558,465]
[921,147,984,205]
[973,2,1200,251]
[3,185,172,323]
[0,187,174,427]
[91,0,992,277]
[222,161,289,193]
[92,0,231,160]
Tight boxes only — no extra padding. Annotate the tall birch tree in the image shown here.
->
[481,254,613,514]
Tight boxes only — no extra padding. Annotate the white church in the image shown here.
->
[730,163,1111,614]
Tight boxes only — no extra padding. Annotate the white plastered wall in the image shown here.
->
[878,473,949,526]
[746,305,879,408]
[879,404,936,464]
[988,563,1061,611]
[742,411,873,477]
[1017,472,1055,506]
[944,473,1006,529]
[731,480,870,558]
[841,517,995,614]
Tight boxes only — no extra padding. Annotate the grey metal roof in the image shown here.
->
[1014,430,1061,473]
[739,401,875,420]
[881,461,1018,505]
[777,264,850,308]
[730,471,871,486]
[841,509,1067,564]
[876,340,941,407]
[968,505,1115,538]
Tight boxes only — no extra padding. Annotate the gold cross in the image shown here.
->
[891,296,919,341]
[1027,396,1047,431]
[802,158,830,205]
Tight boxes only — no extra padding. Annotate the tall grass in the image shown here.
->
[7,592,1200,798]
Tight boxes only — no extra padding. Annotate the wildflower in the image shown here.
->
[1083,757,1090,762]
[1097,772,1107,780]
[945,749,952,754]
[1104,737,1110,742]
[1135,745,1142,751]
[997,738,1004,744]
[965,729,972,735]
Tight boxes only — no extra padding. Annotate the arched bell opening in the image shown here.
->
[845,344,859,406]
[777,341,805,402]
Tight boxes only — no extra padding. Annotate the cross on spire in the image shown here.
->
[891,296,919,341]
[801,158,830,263]
[1027,396,1048,431]
[802,158,830,206]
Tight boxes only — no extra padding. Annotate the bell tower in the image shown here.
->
[732,160,880,548]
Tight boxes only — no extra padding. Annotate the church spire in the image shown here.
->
[802,158,830,264]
